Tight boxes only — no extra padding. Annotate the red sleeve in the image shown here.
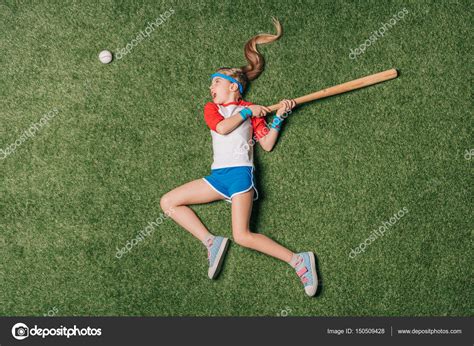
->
[251,116,270,140]
[204,102,224,131]
[239,100,253,107]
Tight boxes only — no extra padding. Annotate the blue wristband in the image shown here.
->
[239,108,252,121]
[270,115,284,131]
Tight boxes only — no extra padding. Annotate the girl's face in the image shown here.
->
[209,76,239,104]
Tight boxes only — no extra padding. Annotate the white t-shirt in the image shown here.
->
[204,100,269,170]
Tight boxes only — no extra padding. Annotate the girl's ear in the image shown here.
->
[229,83,239,92]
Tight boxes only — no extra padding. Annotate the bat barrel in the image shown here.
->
[267,68,398,112]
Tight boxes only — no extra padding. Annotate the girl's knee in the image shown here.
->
[160,192,176,211]
[233,230,253,247]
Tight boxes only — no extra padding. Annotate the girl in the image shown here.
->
[160,18,318,296]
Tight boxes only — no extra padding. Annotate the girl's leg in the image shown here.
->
[160,179,225,242]
[231,189,294,263]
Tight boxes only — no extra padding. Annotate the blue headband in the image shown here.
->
[210,73,244,94]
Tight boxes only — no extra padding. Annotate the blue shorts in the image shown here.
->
[202,166,259,203]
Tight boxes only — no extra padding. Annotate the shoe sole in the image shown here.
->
[307,252,318,297]
[208,238,229,279]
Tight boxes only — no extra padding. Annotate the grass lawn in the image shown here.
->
[0,0,472,316]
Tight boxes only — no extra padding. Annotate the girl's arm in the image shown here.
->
[258,99,296,152]
[258,127,279,152]
[204,102,270,135]
[204,102,241,135]
[217,104,270,135]
[215,113,247,135]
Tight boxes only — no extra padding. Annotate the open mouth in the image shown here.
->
[211,92,216,99]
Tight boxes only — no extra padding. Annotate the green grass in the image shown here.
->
[0,0,472,316]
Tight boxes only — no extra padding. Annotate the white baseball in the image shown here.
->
[99,50,113,64]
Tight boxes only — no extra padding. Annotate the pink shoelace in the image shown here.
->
[206,238,213,260]
[294,256,309,284]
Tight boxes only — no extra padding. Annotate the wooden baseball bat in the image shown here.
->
[267,68,398,112]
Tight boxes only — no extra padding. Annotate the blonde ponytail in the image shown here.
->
[240,17,282,81]
[214,18,282,94]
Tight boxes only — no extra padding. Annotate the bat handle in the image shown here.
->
[267,103,282,113]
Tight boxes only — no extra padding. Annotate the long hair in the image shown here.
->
[216,17,282,93]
